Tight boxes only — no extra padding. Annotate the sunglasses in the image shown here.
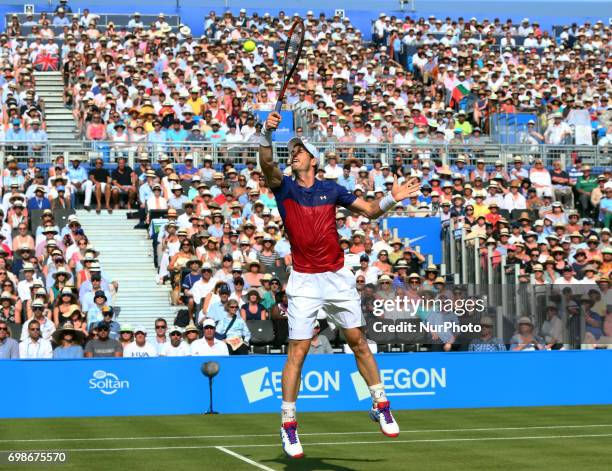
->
[228,305,239,309]
[155,325,167,329]
[0,327,8,332]
[170,332,182,336]
[29,327,41,332]
[204,326,215,329]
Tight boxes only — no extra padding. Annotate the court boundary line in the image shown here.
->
[3,432,612,453]
[2,423,612,443]
[216,446,276,471]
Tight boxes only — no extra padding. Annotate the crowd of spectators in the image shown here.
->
[2,7,609,149]
[0,7,611,359]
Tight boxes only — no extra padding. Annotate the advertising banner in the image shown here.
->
[385,217,442,263]
[254,110,294,141]
[1,351,611,419]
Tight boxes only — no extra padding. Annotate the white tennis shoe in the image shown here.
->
[280,421,304,458]
[369,400,400,437]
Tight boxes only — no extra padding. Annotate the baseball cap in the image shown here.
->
[203,318,216,328]
[287,137,320,163]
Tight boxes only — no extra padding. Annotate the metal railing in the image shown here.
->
[10,140,610,168]
[439,218,600,349]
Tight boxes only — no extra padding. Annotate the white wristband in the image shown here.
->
[258,123,273,147]
[379,193,397,212]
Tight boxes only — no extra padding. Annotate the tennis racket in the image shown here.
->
[274,18,305,113]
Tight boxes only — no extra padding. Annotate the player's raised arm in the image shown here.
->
[348,176,421,219]
[258,112,284,189]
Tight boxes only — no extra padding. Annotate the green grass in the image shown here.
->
[1,405,612,470]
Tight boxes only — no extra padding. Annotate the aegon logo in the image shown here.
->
[241,367,340,403]
[351,367,446,400]
[88,370,130,396]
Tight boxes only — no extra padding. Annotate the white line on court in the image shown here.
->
[4,432,612,453]
[215,446,276,471]
[2,423,612,443]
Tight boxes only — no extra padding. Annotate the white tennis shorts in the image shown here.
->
[286,267,364,340]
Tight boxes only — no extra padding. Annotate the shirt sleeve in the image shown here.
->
[335,182,357,208]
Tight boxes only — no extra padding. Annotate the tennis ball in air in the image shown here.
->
[243,39,256,52]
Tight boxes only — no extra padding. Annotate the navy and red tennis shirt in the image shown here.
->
[272,176,357,274]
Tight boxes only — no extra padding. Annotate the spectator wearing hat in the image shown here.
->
[201,282,232,324]
[27,185,51,211]
[575,166,598,217]
[0,320,19,359]
[503,180,527,211]
[309,320,333,354]
[160,325,190,356]
[123,326,157,357]
[21,299,54,341]
[19,319,53,359]
[84,321,122,358]
[468,316,506,352]
[67,156,88,206]
[52,322,85,358]
[510,317,545,351]
[118,324,134,349]
[190,318,229,356]
[188,263,216,318]
[99,306,120,339]
[119,324,134,350]
[84,158,112,214]
[52,286,78,327]
[241,288,268,321]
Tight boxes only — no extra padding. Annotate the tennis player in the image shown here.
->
[260,112,420,458]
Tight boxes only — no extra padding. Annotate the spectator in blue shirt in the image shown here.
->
[67,156,88,207]
[215,299,250,354]
[5,119,27,157]
[147,120,167,151]
[0,320,19,359]
[27,119,47,155]
[468,317,507,352]
[52,322,85,359]
[205,120,226,143]
[27,186,51,210]
[337,166,355,191]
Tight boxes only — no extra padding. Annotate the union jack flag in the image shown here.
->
[33,54,59,72]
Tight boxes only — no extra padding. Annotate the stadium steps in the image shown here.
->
[34,71,78,143]
[77,209,179,337]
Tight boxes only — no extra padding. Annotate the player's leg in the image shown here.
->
[324,267,399,437]
[343,326,399,437]
[279,291,321,458]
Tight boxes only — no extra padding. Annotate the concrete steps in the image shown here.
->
[34,71,77,141]
[77,209,179,337]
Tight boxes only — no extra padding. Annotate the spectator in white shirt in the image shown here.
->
[503,180,527,211]
[21,300,55,341]
[160,326,191,356]
[554,266,579,285]
[19,319,53,359]
[323,153,343,179]
[529,159,553,198]
[190,318,229,356]
[545,113,572,144]
[123,326,158,357]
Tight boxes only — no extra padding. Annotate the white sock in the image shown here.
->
[281,401,296,424]
[369,383,388,405]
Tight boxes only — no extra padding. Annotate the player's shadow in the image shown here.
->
[265,455,381,470]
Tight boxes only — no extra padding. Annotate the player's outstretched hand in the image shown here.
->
[266,112,282,131]
[391,176,421,202]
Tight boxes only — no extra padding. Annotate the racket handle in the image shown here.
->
[274,99,283,113]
